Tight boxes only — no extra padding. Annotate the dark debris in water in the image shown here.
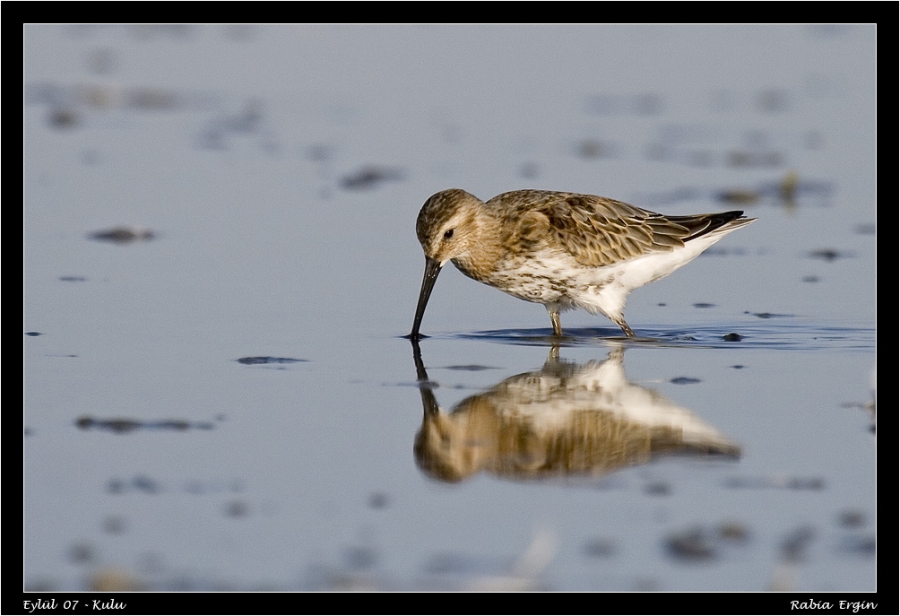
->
[68,542,96,564]
[638,170,833,210]
[25,332,43,336]
[88,227,156,244]
[442,365,498,372]
[76,415,215,433]
[237,356,308,365]
[665,520,752,563]
[389,379,442,389]
[700,246,747,256]
[223,499,250,518]
[59,275,88,282]
[717,189,761,205]
[102,515,127,535]
[723,333,743,341]
[307,143,333,162]
[808,248,853,262]
[519,161,539,179]
[669,377,701,385]
[48,107,80,129]
[780,526,815,563]
[197,99,268,151]
[108,475,245,497]
[718,521,750,543]
[344,546,379,571]
[340,165,404,190]
[665,527,716,562]
[644,480,671,495]
[756,88,791,113]
[725,150,783,168]
[837,509,866,529]
[125,87,180,111]
[368,492,390,510]
[836,534,876,557]
[746,312,793,319]
[422,552,478,575]
[107,475,161,495]
[724,475,825,491]
[582,537,616,558]
[573,138,618,160]
[692,303,715,309]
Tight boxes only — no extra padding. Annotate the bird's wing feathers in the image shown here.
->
[491,191,746,267]
[498,192,688,267]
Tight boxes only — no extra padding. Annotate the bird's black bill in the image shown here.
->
[407,256,442,340]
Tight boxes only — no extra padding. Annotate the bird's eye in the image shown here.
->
[443,229,454,240]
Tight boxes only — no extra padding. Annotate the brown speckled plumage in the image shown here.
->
[409,189,755,338]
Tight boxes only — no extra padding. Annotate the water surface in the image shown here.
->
[23,24,876,598]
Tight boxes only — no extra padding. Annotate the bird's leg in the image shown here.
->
[614,317,635,338]
[548,344,560,361]
[549,310,562,336]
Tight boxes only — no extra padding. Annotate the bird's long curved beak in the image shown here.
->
[408,256,442,340]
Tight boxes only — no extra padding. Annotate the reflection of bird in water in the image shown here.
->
[411,342,739,483]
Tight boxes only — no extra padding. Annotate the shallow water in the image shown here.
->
[458,321,876,352]
[23,24,876,597]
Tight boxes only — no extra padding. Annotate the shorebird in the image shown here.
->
[408,189,755,339]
